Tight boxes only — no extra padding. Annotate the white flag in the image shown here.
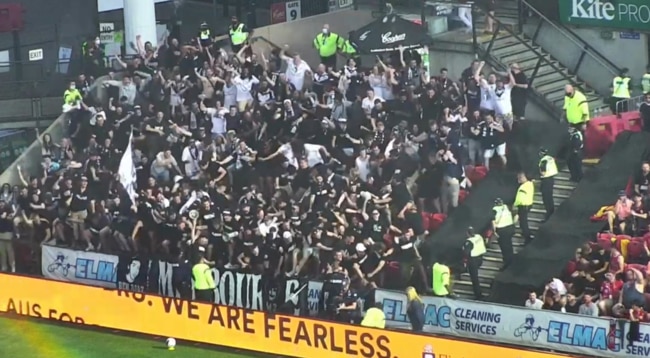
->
[118,131,137,204]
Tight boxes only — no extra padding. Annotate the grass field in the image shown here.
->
[0,315,267,358]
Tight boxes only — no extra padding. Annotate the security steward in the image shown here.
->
[538,147,558,221]
[320,264,347,319]
[432,258,454,298]
[642,64,650,95]
[198,21,212,47]
[361,303,386,329]
[611,68,631,114]
[338,38,361,67]
[492,198,515,270]
[228,16,251,54]
[567,126,584,182]
[63,81,83,108]
[313,24,341,69]
[462,227,487,300]
[192,247,216,302]
[513,172,534,244]
[563,84,590,132]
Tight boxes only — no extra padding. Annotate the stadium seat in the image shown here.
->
[626,239,645,262]
[458,189,469,204]
[468,166,488,184]
[616,235,632,257]
[597,235,614,250]
[598,232,615,242]
[383,233,395,248]
[625,263,647,277]
[565,260,578,276]
[429,213,447,231]
[621,111,643,132]
[421,212,431,232]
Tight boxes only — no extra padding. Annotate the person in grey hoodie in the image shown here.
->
[103,75,137,106]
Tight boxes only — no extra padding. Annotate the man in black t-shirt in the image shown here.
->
[634,162,650,200]
[351,243,385,289]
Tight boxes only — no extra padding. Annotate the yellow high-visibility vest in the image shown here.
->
[432,263,450,296]
[313,33,339,57]
[641,73,650,94]
[467,235,486,257]
[63,88,82,105]
[200,29,211,40]
[229,23,247,45]
[612,76,631,98]
[493,205,514,228]
[564,90,590,124]
[339,39,357,55]
[361,307,386,328]
[540,155,558,178]
[514,181,534,207]
[192,263,215,290]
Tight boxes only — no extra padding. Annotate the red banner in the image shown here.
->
[270,2,287,24]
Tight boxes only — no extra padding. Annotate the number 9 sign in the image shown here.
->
[285,0,302,22]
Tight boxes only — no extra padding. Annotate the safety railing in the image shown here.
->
[615,95,646,115]
[519,0,620,85]
[472,5,570,117]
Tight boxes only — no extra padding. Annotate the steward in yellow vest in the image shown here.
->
[338,38,360,67]
[314,24,341,69]
[492,198,515,270]
[432,262,451,297]
[198,22,212,47]
[462,227,486,300]
[193,247,216,302]
[642,65,650,94]
[563,84,589,129]
[538,148,557,221]
[514,172,534,243]
[63,82,82,106]
[611,69,631,114]
[228,16,250,53]
[361,304,386,329]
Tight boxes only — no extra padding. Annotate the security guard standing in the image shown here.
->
[492,198,515,270]
[228,16,250,54]
[193,247,216,302]
[63,81,83,110]
[513,172,534,244]
[198,21,212,47]
[563,84,590,132]
[539,147,558,221]
[567,127,584,182]
[313,24,341,69]
[462,227,487,300]
[432,259,453,297]
[611,68,631,114]
[338,38,361,67]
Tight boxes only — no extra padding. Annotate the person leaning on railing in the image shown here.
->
[563,84,590,132]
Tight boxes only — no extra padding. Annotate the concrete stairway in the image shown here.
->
[453,167,577,299]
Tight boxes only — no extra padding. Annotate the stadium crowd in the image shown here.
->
[0,17,524,300]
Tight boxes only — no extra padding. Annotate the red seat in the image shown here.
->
[598,232,615,242]
[625,264,647,277]
[626,239,645,260]
[565,260,578,276]
[621,111,643,132]
[464,165,475,177]
[584,114,625,158]
[458,189,469,204]
[429,213,447,231]
[421,212,431,232]
[468,166,488,184]
[597,236,614,250]
[383,233,395,248]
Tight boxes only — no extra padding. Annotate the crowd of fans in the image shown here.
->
[0,17,529,299]
[528,161,650,333]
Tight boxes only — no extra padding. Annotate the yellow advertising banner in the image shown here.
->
[0,274,570,358]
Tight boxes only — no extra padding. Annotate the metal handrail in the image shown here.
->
[616,95,645,113]
[520,0,620,77]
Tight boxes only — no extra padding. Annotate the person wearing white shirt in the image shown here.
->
[181,141,202,179]
[222,74,238,110]
[479,74,497,114]
[281,48,312,91]
[362,89,384,115]
[201,102,228,139]
[260,140,330,169]
[493,74,514,130]
[355,149,371,182]
[233,68,259,112]
[525,292,544,310]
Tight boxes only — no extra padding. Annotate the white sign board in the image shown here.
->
[99,22,115,44]
[97,0,171,13]
[28,48,43,61]
[328,0,337,12]
[338,0,353,9]
[286,0,301,22]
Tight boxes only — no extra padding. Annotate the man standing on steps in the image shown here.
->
[491,198,515,271]
[610,68,631,114]
[462,226,487,300]
[513,172,534,244]
[538,147,558,222]
[567,127,584,182]
[563,84,590,132]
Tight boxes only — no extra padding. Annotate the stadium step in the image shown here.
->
[454,166,583,300]
[476,5,607,116]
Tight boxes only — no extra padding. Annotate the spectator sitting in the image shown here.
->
[606,190,633,234]
[524,291,543,309]
[578,294,599,317]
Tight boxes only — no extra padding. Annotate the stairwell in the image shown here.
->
[453,166,578,299]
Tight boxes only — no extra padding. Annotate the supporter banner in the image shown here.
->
[41,246,118,288]
[375,289,650,357]
[306,280,323,316]
[116,255,152,293]
[0,274,568,358]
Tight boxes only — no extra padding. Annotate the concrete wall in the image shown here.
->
[523,21,648,96]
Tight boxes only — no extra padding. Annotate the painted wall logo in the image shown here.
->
[359,30,371,41]
[381,32,406,44]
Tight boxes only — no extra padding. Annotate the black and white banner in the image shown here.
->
[116,255,152,293]
[41,245,118,288]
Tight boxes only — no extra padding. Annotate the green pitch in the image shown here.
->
[0,315,272,358]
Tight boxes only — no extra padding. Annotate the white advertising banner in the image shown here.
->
[41,246,118,288]
[375,289,650,357]
[306,280,323,316]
